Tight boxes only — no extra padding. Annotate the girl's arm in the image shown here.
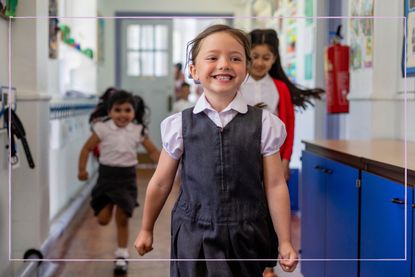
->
[78,132,100,180]
[263,152,298,272]
[142,136,161,163]
[135,149,179,255]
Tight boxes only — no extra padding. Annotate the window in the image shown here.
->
[126,24,169,77]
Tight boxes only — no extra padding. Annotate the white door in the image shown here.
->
[119,19,173,148]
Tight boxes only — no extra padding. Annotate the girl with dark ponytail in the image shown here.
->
[248,29,324,109]
[240,27,323,277]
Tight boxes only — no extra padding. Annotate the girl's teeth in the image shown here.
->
[216,75,231,80]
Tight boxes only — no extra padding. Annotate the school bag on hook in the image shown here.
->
[4,108,35,169]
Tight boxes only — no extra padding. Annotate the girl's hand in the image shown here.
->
[254,102,268,109]
[278,242,298,272]
[134,230,154,256]
[78,170,89,181]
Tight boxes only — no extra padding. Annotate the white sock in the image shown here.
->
[115,247,129,258]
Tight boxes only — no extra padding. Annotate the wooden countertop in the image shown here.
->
[303,139,415,185]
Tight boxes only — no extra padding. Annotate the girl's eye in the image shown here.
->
[124,108,132,113]
[114,108,121,112]
[206,56,217,61]
[231,57,242,62]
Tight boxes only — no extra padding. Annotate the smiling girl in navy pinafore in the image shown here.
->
[135,24,298,277]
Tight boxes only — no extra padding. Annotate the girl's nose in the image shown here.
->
[255,59,265,67]
[218,58,230,70]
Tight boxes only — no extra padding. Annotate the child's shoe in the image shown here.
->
[114,257,128,275]
[114,248,129,275]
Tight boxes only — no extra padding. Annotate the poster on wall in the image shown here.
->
[279,0,298,82]
[404,0,415,76]
[349,0,374,70]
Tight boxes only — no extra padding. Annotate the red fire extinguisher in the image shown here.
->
[325,25,350,114]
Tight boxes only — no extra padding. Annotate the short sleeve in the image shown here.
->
[160,112,183,160]
[261,110,287,156]
[136,124,145,144]
[92,121,107,140]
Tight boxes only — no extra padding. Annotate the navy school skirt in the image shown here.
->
[90,164,138,217]
[170,205,278,277]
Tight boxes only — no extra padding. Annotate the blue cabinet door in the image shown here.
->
[301,151,327,277]
[324,159,359,277]
[360,172,412,277]
[301,151,359,277]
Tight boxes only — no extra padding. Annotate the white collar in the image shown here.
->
[108,119,134,131]
[193,91,248,114]
[245,73,273,84]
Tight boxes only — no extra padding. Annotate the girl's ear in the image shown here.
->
[189,64,199,80]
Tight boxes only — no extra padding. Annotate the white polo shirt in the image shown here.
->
[93,120,144,167]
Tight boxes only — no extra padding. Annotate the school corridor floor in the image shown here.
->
[49,168,302,277]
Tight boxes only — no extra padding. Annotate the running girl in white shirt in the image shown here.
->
[78,90,159,275]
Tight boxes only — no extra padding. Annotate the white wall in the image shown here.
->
[11,98,50,258]
[0,131,10,276]
[345,0,412,142]
[0,1,51,274]
[56,0,97,95]
[49,111,97,220]
[0,8,12,277]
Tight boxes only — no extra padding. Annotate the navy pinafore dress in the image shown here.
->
[170,106,278,277]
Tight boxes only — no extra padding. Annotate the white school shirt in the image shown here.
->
[240,74,279,115]
[93,120,145,166]
[161,91,287,160]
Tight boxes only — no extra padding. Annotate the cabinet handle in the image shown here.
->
[314,165,323,171]
[412,204,415,208]
[391,198,405,205]
[323,169,333,174]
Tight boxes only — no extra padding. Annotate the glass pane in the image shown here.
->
[127,51,140,76]
[141,51,154,76]
[127,25,140,50]
[155,25,168,50]
[155,51,168,76]
[140,25,154,50]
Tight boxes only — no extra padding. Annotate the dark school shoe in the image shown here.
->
[114,257,128,275]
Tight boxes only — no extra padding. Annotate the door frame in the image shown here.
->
[114,12,234,87]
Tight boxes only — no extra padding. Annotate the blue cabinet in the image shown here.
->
[360,172,412,277]
[301,151,359,277]
[301,151,326,277]
[325,158,359,276]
